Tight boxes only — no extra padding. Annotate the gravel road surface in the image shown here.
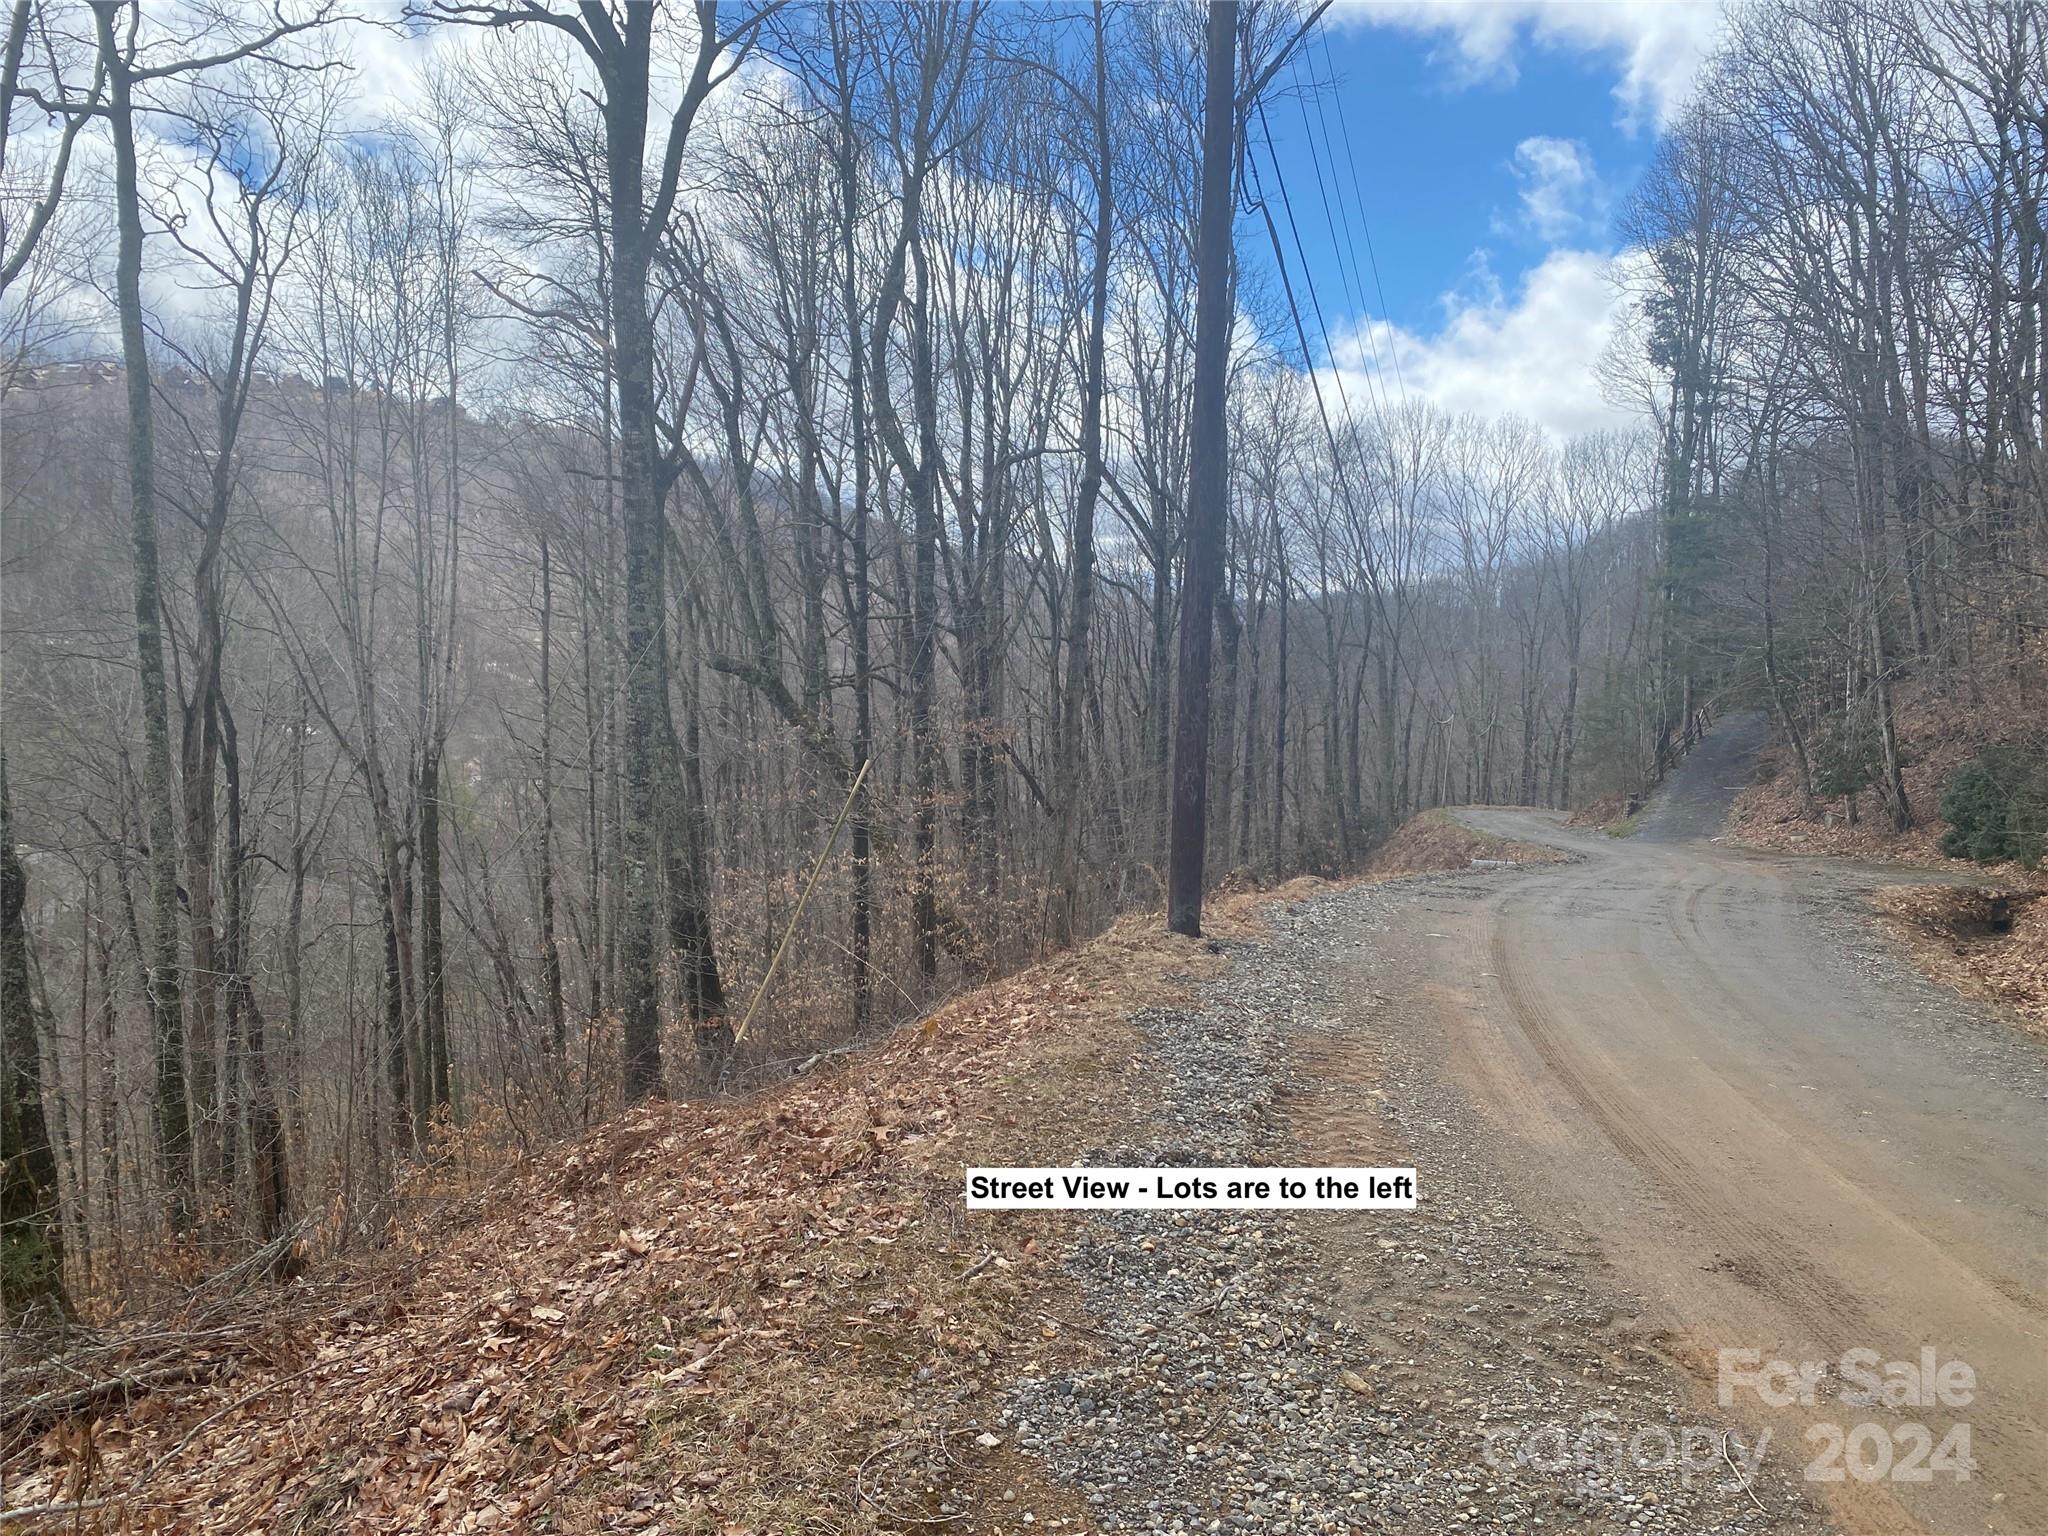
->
[998,716,2046,1536]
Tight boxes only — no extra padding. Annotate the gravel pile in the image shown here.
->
[995,878,1832,1535]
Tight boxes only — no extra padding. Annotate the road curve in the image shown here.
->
[1382,715,2048,1535]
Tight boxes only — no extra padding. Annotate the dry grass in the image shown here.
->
[1564,792,1636,834]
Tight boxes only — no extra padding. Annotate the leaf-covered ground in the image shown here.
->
[0,819,1623,1535]
[1725,678,2028,868]
[8,872,1409,1531]
[3,901,1279,1534]
[1871,884,2048,1040]
[1360,809,1567,877]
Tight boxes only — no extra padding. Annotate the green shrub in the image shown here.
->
[1940,745,2048,868]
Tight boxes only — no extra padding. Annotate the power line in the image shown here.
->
[1292,63,1391,421]
[1244,113,1375,541]
[1251,96,1379,498]
[1314,26,1412,417]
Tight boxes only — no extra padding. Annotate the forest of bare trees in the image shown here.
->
[1619,0,2048,833]
[2,0,2043,1327]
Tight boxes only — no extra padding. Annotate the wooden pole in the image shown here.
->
[1167,1,1237,937]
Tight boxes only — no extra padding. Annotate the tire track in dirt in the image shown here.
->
[1476,899,1938,1534]
[1486,899,1886,1334]
[1437,723,2048,1536]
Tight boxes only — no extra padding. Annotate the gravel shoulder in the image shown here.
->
[991,870,1833,1536]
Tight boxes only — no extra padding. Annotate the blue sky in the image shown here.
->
[1256,26,1650,333]
[1240,1,1724,435]
[74,2,1716,438]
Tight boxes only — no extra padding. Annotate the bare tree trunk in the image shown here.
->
[1,754,66,1320]
[1213,592,1240,869]
[909,236,941,984]
[578,523,605,1024]
[1149,521,1173,866]
[177,704,221,1199]
[538,533,566,1054]
[1237,577,1264,869]
[378,853,413,1169]
[97,3,192,1230]
[830,8,874,1030]
[219,700,287,1240]
[1052,0,1113,948]
[604,15,674,1101]
[284,692,309,1155]
[416,757,449,1134]
[1270,549,1289,879]
[668,644,728,1084]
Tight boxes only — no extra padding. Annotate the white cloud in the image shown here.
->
[1330,0,1726,129]
[1502,135,1603,242]
[1328,248,1635,438]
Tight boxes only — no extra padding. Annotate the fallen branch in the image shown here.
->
[144,1345,354,1478]
[1721,1431,1766,1512]
[0,1502,113,1528]
[3,1361,226,1439]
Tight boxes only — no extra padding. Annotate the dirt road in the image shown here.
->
[993,715,2043,1535]
[1403,716,2048,1534]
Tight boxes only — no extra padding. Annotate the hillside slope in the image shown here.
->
[3,917,1201,1532]
[2,820,1575,1533]
[1726,681,2028,866]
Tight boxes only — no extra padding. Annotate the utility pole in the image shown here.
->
[1167,0,1237,937]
